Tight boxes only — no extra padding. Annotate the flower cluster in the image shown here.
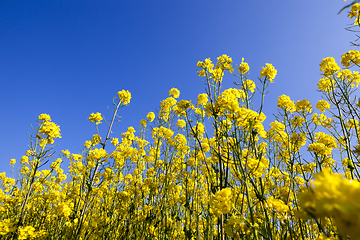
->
[298,169,360,239]
[117,89,132,105]
[260,63,277,82]
[88,112,103,124]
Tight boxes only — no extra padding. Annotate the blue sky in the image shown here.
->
[0,0,354,174]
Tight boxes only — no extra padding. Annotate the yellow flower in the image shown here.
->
[216,54,234,73]
[298,168,360,239]
[61,149,70,156]
[197,93,208,107]
[209,68,224,83]
[341,50,360,67]
[210,188,232,217]
[175,100,194,116]
[88,148,108,160]
[260,63,277,82]
[146,112,155,122]
[242,80,256,93]
[270,121,285,132]
[18,226,36,240]
[117,89,131,105]
[91,134,101,145]
[38,121,61,140]
[84,140,92,149]
[319,57,340,77]
[317,77,335,92]
[316,100,330,112]
[176,119,186,128]
[38,113,51,122]
[348,3,360,25]
[197,58,213,69]
[239,57,249,74]
[346,119,359,129]
[9,159,16,165]
[266,196,288,213]
[169,88,180,98]
[111,138,119,146]
[0,219,14,236]
[88,112,103,124]
[277,94,295,113]
[295,99,312,113]
[20,155,29,164]
[307,132,337,156]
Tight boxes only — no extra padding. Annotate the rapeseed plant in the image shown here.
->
[3,3,360,240]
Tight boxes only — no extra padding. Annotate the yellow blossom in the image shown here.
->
[260,63,277,82]
[239,57,249,74]
[197,93,208,107]
[146,112,155,122]
[88,112,103,124]
[316,100,330,112]
[117,89,131,105]
[38,113,51,122]
[319,57,340,77]
[277,94,295,113]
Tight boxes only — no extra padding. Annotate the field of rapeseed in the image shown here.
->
[3,2,360,240]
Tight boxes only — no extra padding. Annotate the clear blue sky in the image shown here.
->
[0,0,354,174]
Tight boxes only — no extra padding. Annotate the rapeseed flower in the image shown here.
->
[260,63,277,82]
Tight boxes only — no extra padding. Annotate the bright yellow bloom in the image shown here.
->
[239,57,249,74]
[210,188,232,217]
[312,113,334,128]
[91,134,101,145]
[277,94,295,113]
[197,58,214,69]
[169,88,180,98]
[307,132,337,156]
[111,138,119,146]
[346,119,359,129]
[260,63,277,82]
[298,168,360,239]
[319,57,340,77]
[9,159,15,165]
[270,121,285,132]
[348,3,360,25]
[146,112,155,122]
[341,50,360,67]
[88,148,108,160]
[117,90,131,105]
[242,80,256,93]
[266,196,288,213]
[159,97,177,121]
[20,155,28,164]
[18,226,36,240]
[0,219,13,236]
[316,100,330,112]
[175,100,194,116]
[317,77,335,92]
[197,93,208,107]
[84,140,92,148]
[290,132,307,149]
[209,68,224,83]
[216,54,234,73]
[38,121,61,141]
[176,119,186,128]
[295,99,312,113]
[38,113,51,122]
[88,112,103,124]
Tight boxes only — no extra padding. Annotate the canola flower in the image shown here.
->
[260,63,277,82]
[298,168,360,239]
